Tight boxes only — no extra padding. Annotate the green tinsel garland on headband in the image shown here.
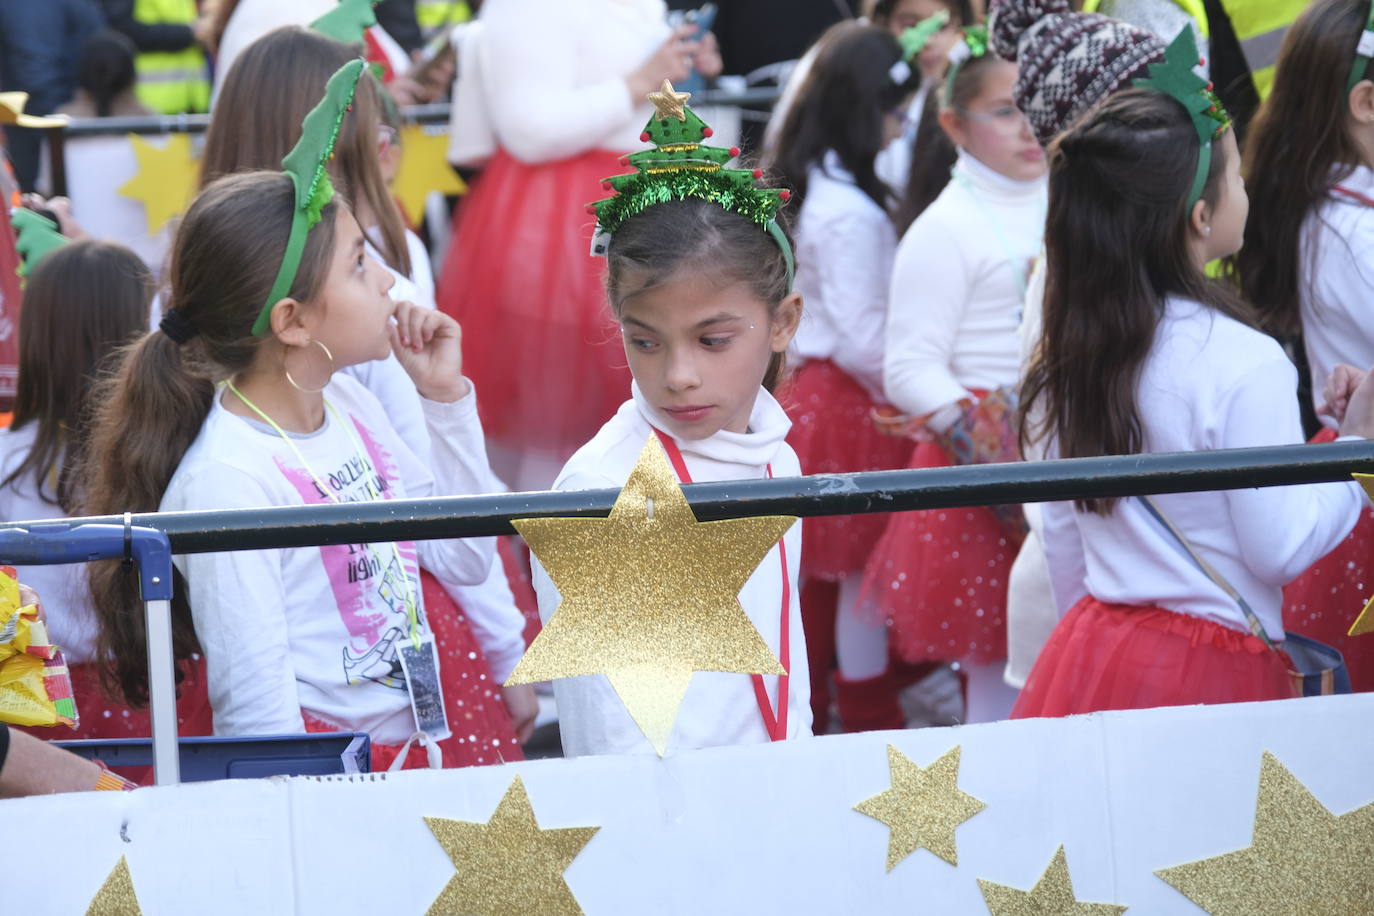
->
[592,169,785,232]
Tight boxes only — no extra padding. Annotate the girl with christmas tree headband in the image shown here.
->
[84,60,524,771]
[1232,0,1374,690]
[1014,26,1374,718]
[535,84,812,756]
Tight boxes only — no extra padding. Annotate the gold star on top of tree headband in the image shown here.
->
[505,436,795,755]
[647,78,692,121]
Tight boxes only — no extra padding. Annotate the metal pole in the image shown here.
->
[144,599,180,785]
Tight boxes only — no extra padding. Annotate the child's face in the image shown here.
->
[308,210,397,368]
[942,59,1046,183]
[618,270,800,441]
[1199,130,1248,261]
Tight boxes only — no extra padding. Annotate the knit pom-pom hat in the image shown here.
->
[988,0,1166,147]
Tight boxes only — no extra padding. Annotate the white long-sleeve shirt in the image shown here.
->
[1040,297,1365,641]
[163,375,522,743]
[1301,165,1374,418]
[884,150,1046,419]
[534,382,811,757]
[791,151,897,400]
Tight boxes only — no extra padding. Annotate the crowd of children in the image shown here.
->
[3,0,1374,776]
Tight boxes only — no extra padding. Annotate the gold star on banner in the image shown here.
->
[647,79,691,121]
[979,847,1127,915]
[1155,751,1374,914]
[117,133,198,237]
[1347,475,1374,636]
[393,124,467,226]
[424,776,598,916]
[507,435,794,754]
[85,856,142,916]
[854,744,985,870]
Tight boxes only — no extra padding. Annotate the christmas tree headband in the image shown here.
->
[892,10,950,84]
[589,80,794,292]
[943,25,990,108]
[1131,27,1231,210]
[254,58,366,337]
[11,208,68,279]
[1349,1,1374,94]
[310,0,377,45]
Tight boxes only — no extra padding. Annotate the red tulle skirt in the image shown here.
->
[436,148,631,460]
[781,360,912,580]
[861,439,1014,665]
[1013,597,1296,718]
[1282,428,1374,692]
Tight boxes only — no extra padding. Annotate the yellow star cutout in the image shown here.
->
[507,435,794,754]
[1347,474,1374,636]
[424,776,598,916]
[1156,751,1374,914]
[117,133,198,237]
[979,847,1127,915]
[647,79,691,121]
[854,744,985,870]
[85,856,143,915]
[393,124,467,226]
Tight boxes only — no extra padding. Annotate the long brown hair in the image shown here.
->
[1020,89,1253,513]
[200,26,412,278]
[4,241,151,511]
[84,171,339,704]
[605,198,795,393]
[1230,0,1370,338]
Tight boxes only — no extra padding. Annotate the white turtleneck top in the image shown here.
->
[884,150,1047,420]
[533,382,811,758]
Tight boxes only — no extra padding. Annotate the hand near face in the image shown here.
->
[389,300,470,402]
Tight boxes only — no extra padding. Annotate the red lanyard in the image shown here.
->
[1333,185,1374,208]
[651,428,791,741]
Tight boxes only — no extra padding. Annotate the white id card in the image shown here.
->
[398,633,452,741]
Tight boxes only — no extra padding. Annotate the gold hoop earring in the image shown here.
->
[284,339,336,394]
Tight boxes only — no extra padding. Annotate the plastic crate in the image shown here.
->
[55,733,370,781]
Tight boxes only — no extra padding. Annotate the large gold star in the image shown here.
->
[979,847,1127,915]
[424,776,599,916]
[393,123,467,226]
[117,133,198,236]
[85,856,142,915]
[1347,474,1374,636]
[646,79,691,121]
[507,435,794,754]
[854,744,985,870]
[1155,751,1374,914]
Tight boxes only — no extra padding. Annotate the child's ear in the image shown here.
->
[769,292,803,352]
[1348,78,1374,125]
[938,108,968,150]
[1188,197,1212,241]
[268,297,312,347]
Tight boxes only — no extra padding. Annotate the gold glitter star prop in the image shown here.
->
[979,847,1127,915]
[424,776,598,916]
[85,856,142,916]
[393,124,467,226]
[1348,475,1374,636]
[854,744,986,870]
[117,133,198,236]
[507,435,794,754]
[1155,751,1374,914]
[647,79,691,121]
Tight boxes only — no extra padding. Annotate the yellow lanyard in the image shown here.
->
[223,380,423,649]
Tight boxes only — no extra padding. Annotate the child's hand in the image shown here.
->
[1320,364,1366,425]
[389,301,470,403]
[1338,364,1374,439]
[501,683,539,744]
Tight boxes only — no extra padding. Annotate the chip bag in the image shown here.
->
[0,565,78,727]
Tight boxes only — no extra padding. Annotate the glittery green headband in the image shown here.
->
[1132,28,1232,211]
[589,80,794,292]
[1349,1,1374,94]
[942,25,989,108]
[255,58,366,337]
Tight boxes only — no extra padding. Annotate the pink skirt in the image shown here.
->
[1013,597,1296,718]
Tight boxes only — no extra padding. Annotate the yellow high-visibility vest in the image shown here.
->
[131,0,210,115]
[416,0,471,40]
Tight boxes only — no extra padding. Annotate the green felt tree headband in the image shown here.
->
[900,10,950,61]
[942,25,990,108]
[1132,27,1232,211]
[254,58,367,337]
[588,80,794,291]
[1349,2,1374,94]
[311,0,377,45]
[11,208,68,279]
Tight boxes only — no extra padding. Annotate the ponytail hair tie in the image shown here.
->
[159,309,198,344]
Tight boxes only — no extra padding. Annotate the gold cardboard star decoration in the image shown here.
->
[647,79,691,121]
[393,123,466,226]
[117,133,198,236]
[854,744,985,870]
[1155,751,1374,914]
[507,435,795,754]
[1347,474,1374,636]
[424,775,598,916]
[85,856,142,916]
[979,847,1127,915]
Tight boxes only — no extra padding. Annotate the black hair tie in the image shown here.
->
[159,309,198,345]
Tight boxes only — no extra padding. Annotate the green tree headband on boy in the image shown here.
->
[588,80,795,292]
[1350,2,1374,94]
[1132,27,1232,211]
[254,58,367,337]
